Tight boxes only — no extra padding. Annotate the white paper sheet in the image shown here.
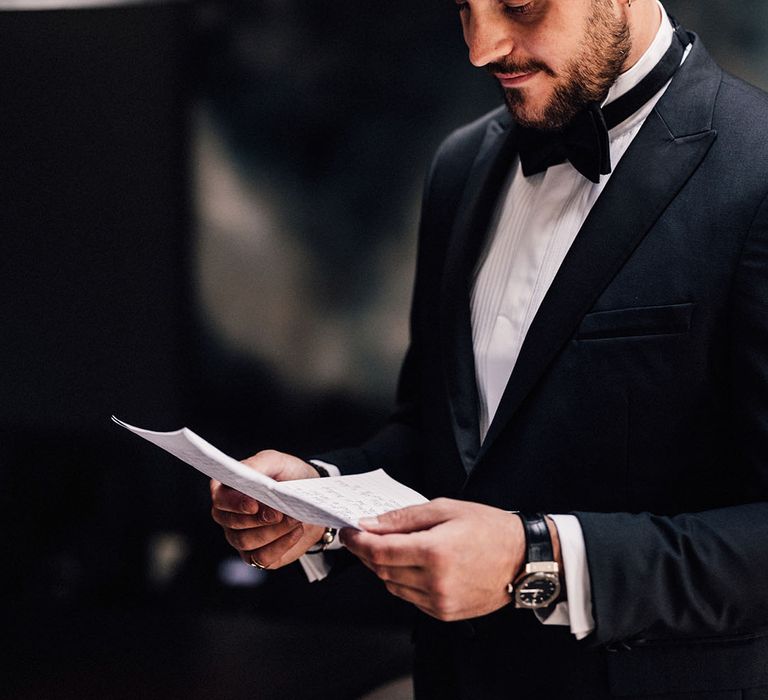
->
[112,416,428,528]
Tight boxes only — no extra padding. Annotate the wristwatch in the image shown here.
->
[508,512,561,610]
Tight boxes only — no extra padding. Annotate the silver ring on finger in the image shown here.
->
[249,554,268,570]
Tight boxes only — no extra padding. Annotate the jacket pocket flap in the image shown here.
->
[577,302,694,340]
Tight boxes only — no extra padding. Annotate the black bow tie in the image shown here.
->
[517,24,689,184]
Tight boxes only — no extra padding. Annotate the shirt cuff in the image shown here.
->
[538,514,595,640]
[299,552,334,582]
[309,460,341,477]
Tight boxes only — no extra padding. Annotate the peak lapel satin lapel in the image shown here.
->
[439,112,517,474]
[475,34,720,467]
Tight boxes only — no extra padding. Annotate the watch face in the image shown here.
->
[514,573,560,609]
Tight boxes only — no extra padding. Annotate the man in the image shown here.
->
[211,1,768,697]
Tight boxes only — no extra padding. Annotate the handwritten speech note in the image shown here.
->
[112,417,428,528]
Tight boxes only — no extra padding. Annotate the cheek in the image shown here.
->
[526,13,577,72]
[530,33,561,67]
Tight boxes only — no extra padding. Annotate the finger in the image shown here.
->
[211,484,286,523]
[382,580,433,608]
[225,517,300,552]
[359,558,431,591]
[414,603,455,621]
[248,524,306,568]
[357,498,456,534]
[269,523,326,568]
[211,483,262,515]
[212,506,283,529]
[341,529,431,567]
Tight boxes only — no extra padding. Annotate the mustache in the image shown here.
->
[486,57,555,78]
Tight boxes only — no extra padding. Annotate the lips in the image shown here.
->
[495,71,537,88]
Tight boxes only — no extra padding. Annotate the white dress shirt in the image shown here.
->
[301,2,686,641]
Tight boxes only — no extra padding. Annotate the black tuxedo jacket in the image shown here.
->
[322,33,768,699]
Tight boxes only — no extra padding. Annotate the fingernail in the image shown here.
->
[358,517,379,529]
[262,510,277,523]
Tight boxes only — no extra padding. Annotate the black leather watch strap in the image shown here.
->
[307,461,331,478]
[520,513,554,563]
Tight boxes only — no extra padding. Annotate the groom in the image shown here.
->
[211,1,768,697]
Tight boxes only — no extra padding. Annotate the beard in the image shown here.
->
[489,0,631,131]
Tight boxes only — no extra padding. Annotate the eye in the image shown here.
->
[504,1,534,15]
[456,0,535,16]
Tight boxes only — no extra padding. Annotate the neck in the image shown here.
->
[622,0,663,72]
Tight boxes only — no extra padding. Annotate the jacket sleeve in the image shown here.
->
[575,191,768,645]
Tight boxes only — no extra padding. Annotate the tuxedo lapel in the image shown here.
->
[476,34,720,465]
[440,109,517,473]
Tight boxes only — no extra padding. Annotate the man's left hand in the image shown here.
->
[341,498,525,621]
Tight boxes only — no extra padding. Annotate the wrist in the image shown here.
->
[305,526,338,553]
[304,460,328,479]
[509,512,527,581]
[308,463,325,478]
[509,513,563,610]
[306,460,343,479]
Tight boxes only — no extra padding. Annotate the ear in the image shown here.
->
[613,0,636,15]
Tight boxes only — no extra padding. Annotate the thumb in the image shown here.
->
[358,499,453,534]
[241,450,317,482]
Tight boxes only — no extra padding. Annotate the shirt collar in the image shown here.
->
[603,0,673,107]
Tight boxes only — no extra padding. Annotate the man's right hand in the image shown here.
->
[210,450,326,569]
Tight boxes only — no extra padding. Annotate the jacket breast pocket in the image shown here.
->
[576,302,695,341]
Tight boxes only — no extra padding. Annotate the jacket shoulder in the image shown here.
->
[423,105,508,207]
[711,72,768,188]
[431,105,509,173]
[719,71,768,111]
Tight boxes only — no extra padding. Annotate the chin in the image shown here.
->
[505,88,582,132]
[505,96,553,130]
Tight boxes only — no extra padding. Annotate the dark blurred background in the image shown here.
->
[1,1,766,698]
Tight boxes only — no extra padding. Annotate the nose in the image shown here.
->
[464,7,516,67]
